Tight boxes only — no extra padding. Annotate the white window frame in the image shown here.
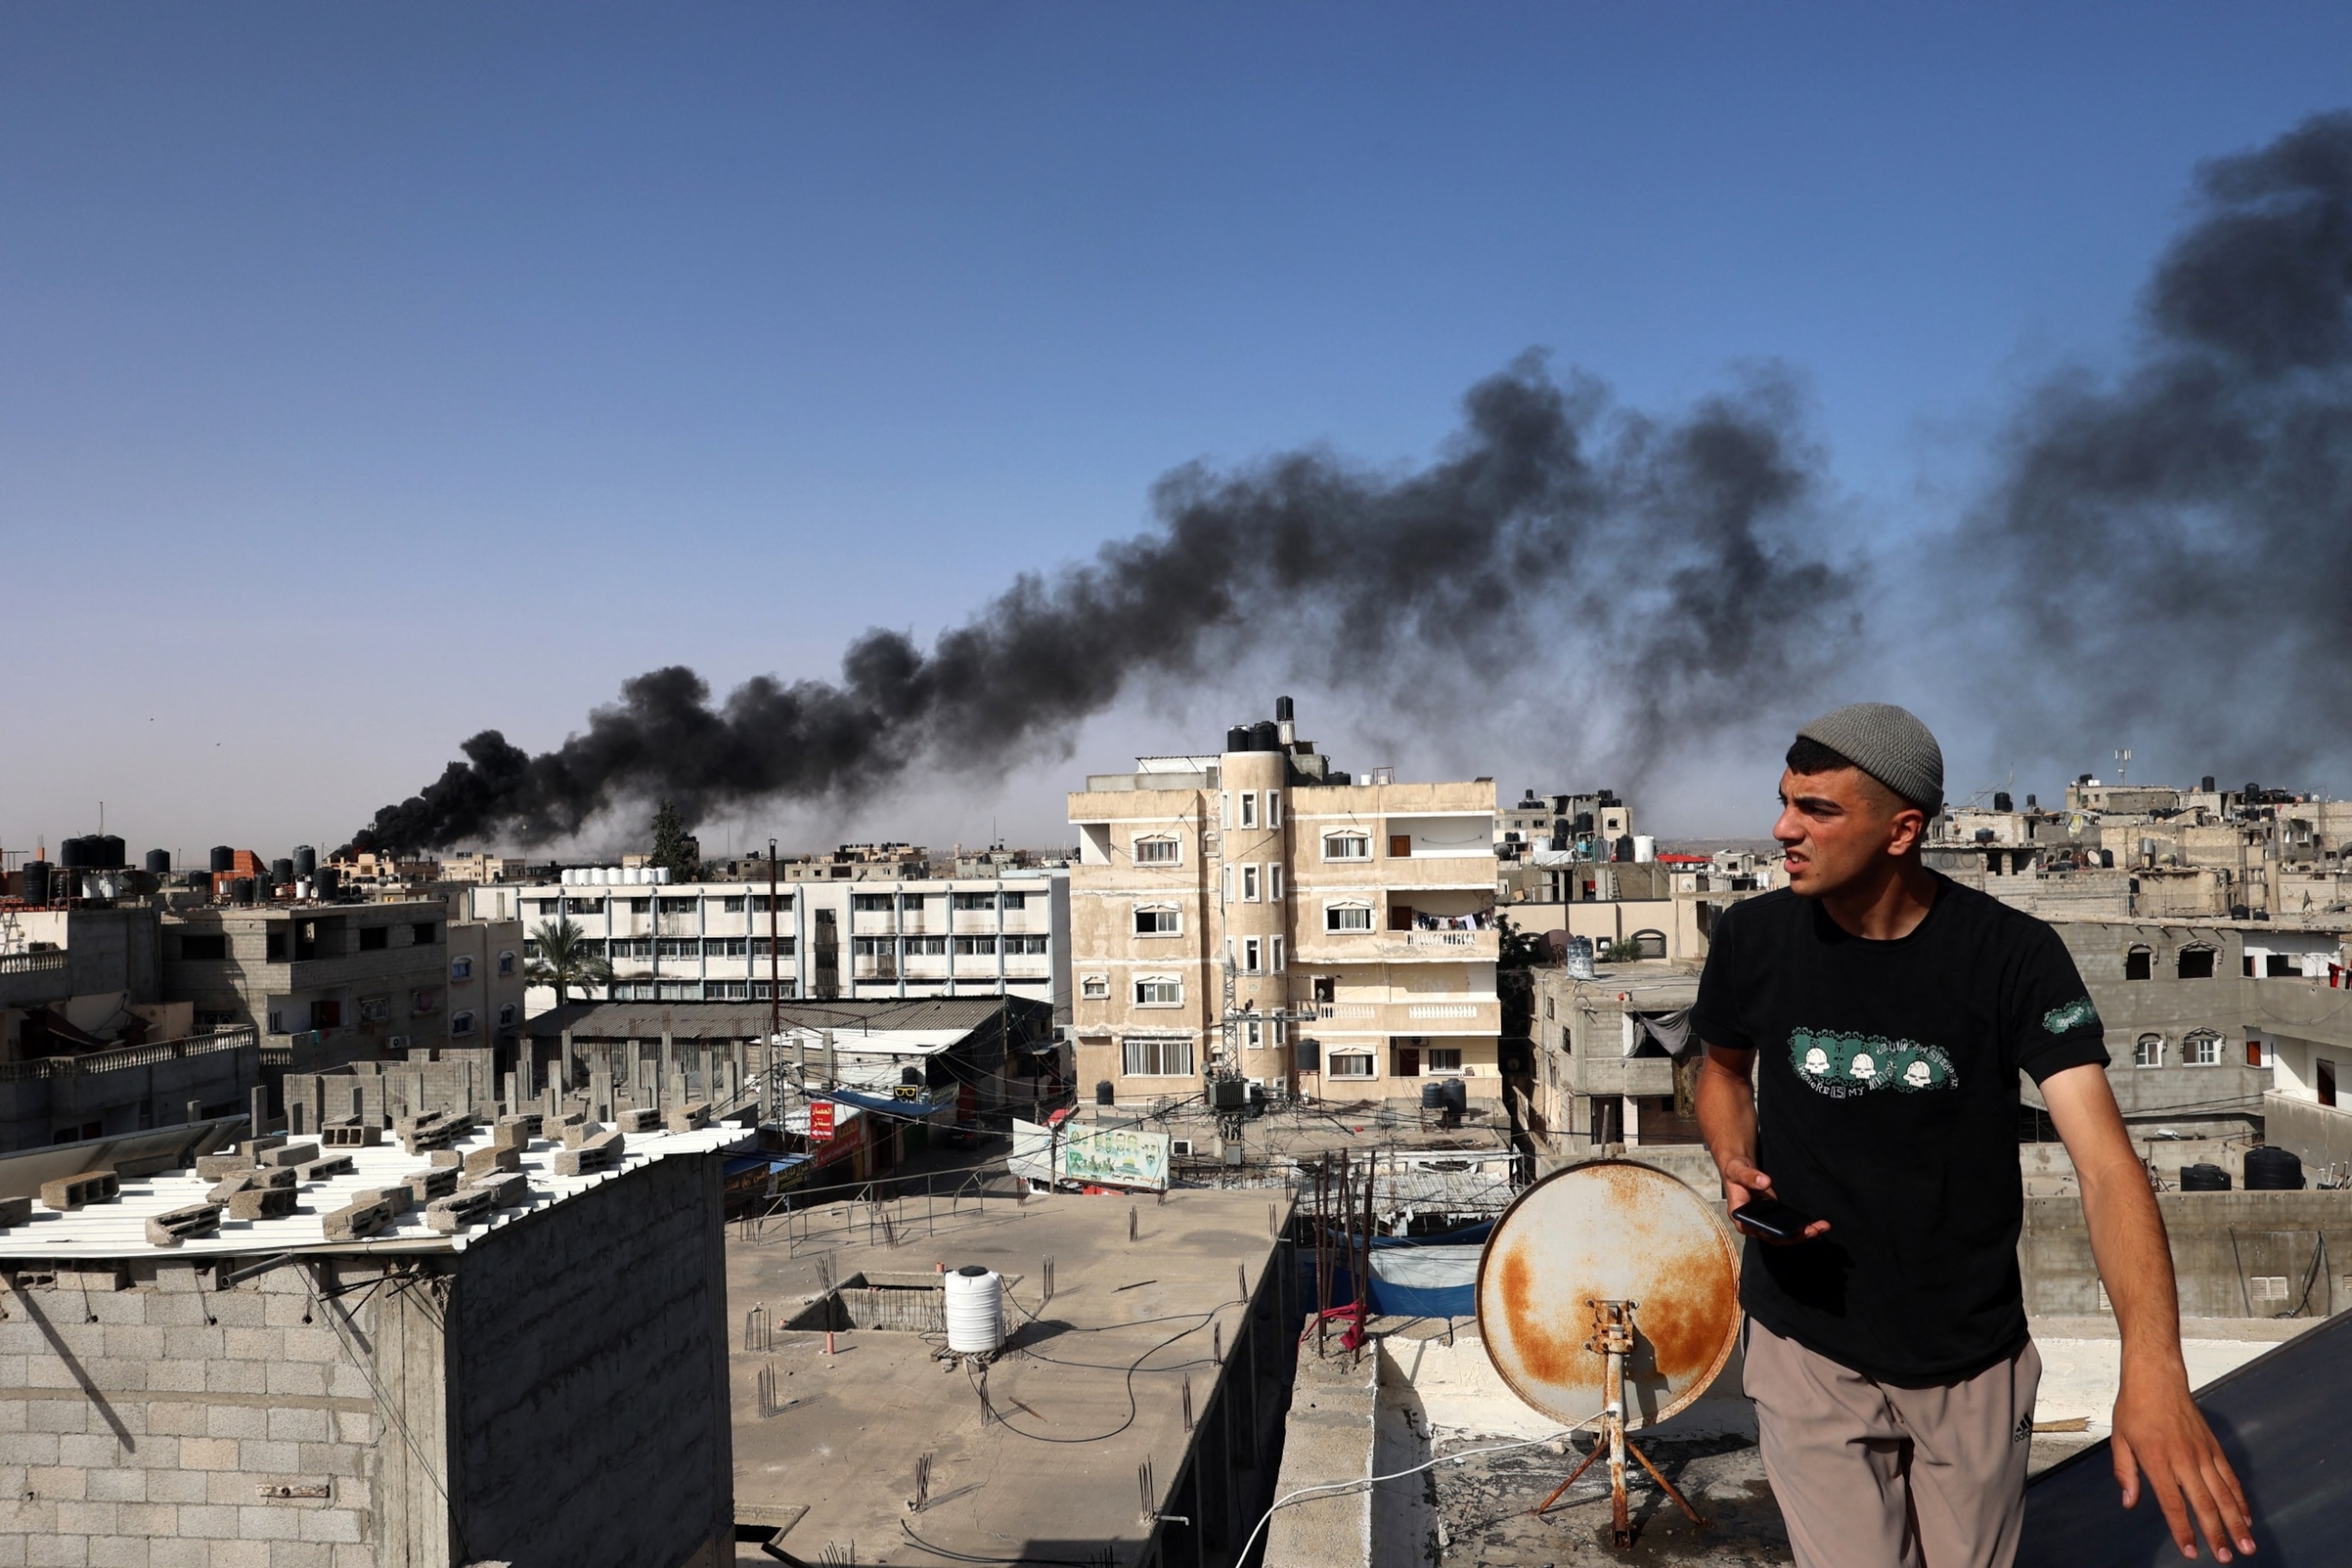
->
[1243,936,1262,974]
[1241,865,1260,902]
[2184,1031,2223,1067]
[1134,836,1181,866]
[1325,902,1374,933]
[1268,864,1282,901]
[2134,1034,2164,1069]
[1082,974,1109,1001]
[1122,1034,1195,1077]
[1323,832,1370,861]
[1133,904,1181,936]
[1240,792,1259,828]
[1327,1051,1376,1080]
[1133,975,1183,1007]
[1267,790,1281,827]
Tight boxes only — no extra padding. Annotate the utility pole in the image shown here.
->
[1212,950,1315,1167]
[767,838,782,1120]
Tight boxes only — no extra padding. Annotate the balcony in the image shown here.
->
[0,1026,260,1083]
[1295,928,1498,965]
[1302,998,1502,1035]
[0,949,67,977]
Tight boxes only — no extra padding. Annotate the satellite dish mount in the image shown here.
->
[1531,1298,1710,1545]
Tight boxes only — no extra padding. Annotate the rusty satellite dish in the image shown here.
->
[1475,1158,1743,1432]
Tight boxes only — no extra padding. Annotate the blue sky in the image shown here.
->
[5,5,2349,858]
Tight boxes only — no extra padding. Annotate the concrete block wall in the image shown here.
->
[2021,1189,2352,1318]
[0,1256,384,1566]
[446,1153,732,1568]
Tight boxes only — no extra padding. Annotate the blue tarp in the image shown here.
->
[815,1088,951,1119]
[1298,1220,1494,1321]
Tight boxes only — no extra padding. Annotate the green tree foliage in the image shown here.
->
[649,799,701,882]
[1497,911,1547,971]
[524,916,615,1007]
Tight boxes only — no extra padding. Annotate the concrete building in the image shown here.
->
[0,1111,748,1566]
[469,867,1070,1018]
[1527,962,1705,1155]
[1067,701,1501,1108]
[431,852,524,884]
[439,916,526,1056]
[162,901,455,1057]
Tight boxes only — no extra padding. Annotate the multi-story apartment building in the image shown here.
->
[471,869,1070,1017]
[1067,700,1502,1106]
[162,900,454,1051]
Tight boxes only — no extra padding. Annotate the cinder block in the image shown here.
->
[560,1119,603,1149]
[145,1204,224,1249]
[423,1187,498,1233]
[0,1195,32,1229]
[208,1168,293,1204]
[227,1187,296,1222]
[428,1150,461,1169]
[665,1100,713,1132]
[553,1130,624,1176]
[461,1145,519,1178]
[292,1156,353,1184]
[460,1172,527,1210]
[321,1199,394,1243]
[615,1106,659,1133]
[253,1145,318,1170]
[194,1155,255,1180]
[349,1186,412,1217]
[403,1168,457,1204]
[177,1439,240,1473]
[39,1171,120,1211]
[317,1125,377,1149]
[397,1112,472,1155]
[87,1533,147,1568]
[28,1462,87,1499]
[495,1112,542,1142]
[236,1134,286,1159]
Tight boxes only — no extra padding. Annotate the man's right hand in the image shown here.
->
[1722,1158,1832,1244]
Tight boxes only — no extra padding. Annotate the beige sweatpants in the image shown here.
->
[1743,1318,2042,1568]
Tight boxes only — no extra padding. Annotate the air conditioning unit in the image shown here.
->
[1170,1138,1194,1158]
[387,1035,410,1050]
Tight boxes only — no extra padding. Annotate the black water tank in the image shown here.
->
[1225,725,1250,753]
[209,845,235,874]
[20,861,49,902]
[1994,792,2014,812]
[145,849,171,876]
[227,877,255,905]
[271,858,294,886]
[1096,1080,1115,1106]
[96,835,124,868]
[315,866,340,899]
[2245,1146,2305,1191]
[2180,1163,2232,1191]
[186,871,211,895]
[2203,775,2217,792]
[59,837,91,869]
[294,845,317,880]
[1443,1078,1468,1114]
[1419,1081,1446,1109]
[1276,695,1294,722]
[1250,720,1280,751]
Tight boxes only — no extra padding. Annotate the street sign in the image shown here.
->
[809,1101,835,1142]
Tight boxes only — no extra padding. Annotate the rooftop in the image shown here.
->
[526,995,1050,1041]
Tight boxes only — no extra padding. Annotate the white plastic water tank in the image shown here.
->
[1632,835,1657,864]
[942,1266,1004,1354]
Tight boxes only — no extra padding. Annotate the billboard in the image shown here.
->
[1010,1117,1170,1192]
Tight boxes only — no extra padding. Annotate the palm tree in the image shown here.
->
[524,917,614,1007]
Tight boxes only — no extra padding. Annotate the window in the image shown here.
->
[752,936,795,956]
[1134,837,1181,866]
[410,988,439,1015]
[1006,935,1048,955]
[1134,976,1182,1006]
[356,995,390,1024]
[2177,946,2216,979]
[1243,937,1263,974]
[1312,975,1335,1004]
[310,1000,342,1031]
[179,933,228,961]
[852,937,889,956]
[450,1010,477,1037]
[1220,792,1230,829]
[1269,865,1282,901]
[1001,892,1030,910]
[722,897,746,913]
[656,938,698,958]
[1240,792,1258,828]
[628,898,651,914]
[704,938,748,956]
[497,950,515,975]
[2134,1034,2164,1068]
[1631,930,1667,960]
[853,893,895,912]
[534,899,564,916]
[956,936,998,956]
[498,1003,518,1027]
[267,1011,284,1034]
[906,936,947,956]
[2248,1038,2274,1069]
[657,898,696,915]
[955,892,997,910]
[1389,834,1413,858]
[2266,954,2297,977]
[1328,1052,1375,1079]
[1135,906,1181,936]
[1323,832,1370,861]
[1427,1047,1464,1073]
[1082,975,1109,1001]
[450,956,473,982]
[1241,865,1260,902]
[1272,936,1284,972]
[1326,903,1373,932]
[707,982,749,999]
[610,938,652,958]
[265,930,287,962]
[412,923,438,946]
[2125,946,2152,981]
[2184,1030,2223,1067]
[1546,997,1556,1020]
[753,893,792,913]
[564,900,603,919]
[358,927,389,952]
[1267,790,1281,827]
[1122,1035,1194,1076]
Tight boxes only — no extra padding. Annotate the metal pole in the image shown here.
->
[769,840,782,1043]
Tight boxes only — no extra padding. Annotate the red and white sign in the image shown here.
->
[809,1101,836,1142]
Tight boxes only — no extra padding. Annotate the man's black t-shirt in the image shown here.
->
[1691,876,2109,1386]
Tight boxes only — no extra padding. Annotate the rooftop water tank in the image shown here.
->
[2245,1146,2305,1191]
[59,838,92,869]
[145,849,172,876]
[294,845,317,880]
[209,845,235,874]
[2180,1163,2231,1192]
[1249,720,1280,752]
[20,861,49,903]
[1564,936,1596,980]
[943,1266,1005,1354]
[1226,725,1250,753]
[227,877,256,906]
[315,867,340,899]
[96,835,124,868]
[271,858,294,886]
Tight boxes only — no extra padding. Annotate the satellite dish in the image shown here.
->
[1476,1158,1742,1432]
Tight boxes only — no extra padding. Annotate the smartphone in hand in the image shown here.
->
[1732,1194,1815,1242]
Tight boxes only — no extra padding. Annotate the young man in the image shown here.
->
[1694,702,2254,1568]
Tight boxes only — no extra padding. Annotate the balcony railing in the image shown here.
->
[0,949,68,976]
[0,1025,259,1083]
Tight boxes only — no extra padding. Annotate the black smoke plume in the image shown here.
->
[1968,111,2352,778]
[353,356,1855,851]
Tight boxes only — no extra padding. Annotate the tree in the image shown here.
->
[649,799,701,882]
[524,917,614,1008]
[1496,912,1547,972]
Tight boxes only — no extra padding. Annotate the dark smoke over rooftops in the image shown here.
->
[358,109,2352,853]
[1969,111,2352,775]
[354,358,1854,851]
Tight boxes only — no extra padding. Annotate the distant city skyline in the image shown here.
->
[7,6,2350,855]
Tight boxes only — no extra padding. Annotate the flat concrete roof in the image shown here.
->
[529,995,1046,1041]
[728,1187,1288,1566]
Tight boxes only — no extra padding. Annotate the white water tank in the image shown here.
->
[1632,835,1657,864]
[943,1266,1004,1354]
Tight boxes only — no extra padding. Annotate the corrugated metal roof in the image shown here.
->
[0,1120,754,1260]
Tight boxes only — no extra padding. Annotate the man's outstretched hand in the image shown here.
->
[1718,1158,1831,1244]
[2112,1361,2255,1562]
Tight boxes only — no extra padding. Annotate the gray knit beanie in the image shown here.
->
[1795,702,1943,813]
